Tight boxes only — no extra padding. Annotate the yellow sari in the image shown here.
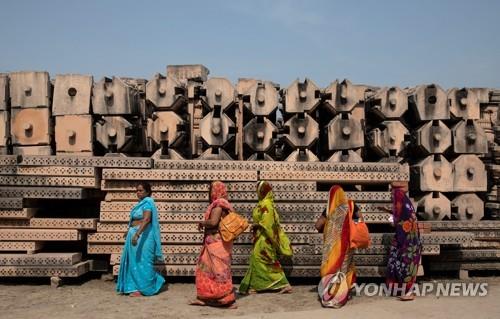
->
[318,185,356,308]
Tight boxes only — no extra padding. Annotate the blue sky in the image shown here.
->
[1,0,499,89]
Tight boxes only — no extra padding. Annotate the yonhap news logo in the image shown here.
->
[353,282,489,297]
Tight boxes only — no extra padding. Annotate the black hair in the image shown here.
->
[137,182,152,196]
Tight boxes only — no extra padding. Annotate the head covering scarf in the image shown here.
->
[257,180,273,201]
[204,181,234,219]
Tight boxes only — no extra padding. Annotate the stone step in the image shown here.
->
[0,260,91,277]
[0,253,81,266]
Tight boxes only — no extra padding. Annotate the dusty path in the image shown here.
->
[0,277,499,319]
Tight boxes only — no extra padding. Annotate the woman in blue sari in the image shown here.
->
[116,182,165,296]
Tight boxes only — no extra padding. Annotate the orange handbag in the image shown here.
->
[348,200,371,249]
[219,211,249,242]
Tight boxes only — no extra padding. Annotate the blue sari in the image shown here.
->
[116,197,165,295]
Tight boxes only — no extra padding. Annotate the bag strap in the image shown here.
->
[348,200,354,221]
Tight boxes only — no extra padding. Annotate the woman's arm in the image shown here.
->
[198,207,223,229]
[132,210,151,246]
[315,209,327,233]
[315,216,326,233]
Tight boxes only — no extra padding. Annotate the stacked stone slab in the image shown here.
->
[483,89,500,220]
[320,80,369,163]
[0,74,9,155]
[407,85,488,222]
[145,72,188,159]
[279,78,321,161]
[167,65,213,159]
[89,159,474,278]
[198,76,238,160]
[9,71,53,155]
[238,78,280,161]
[93,76,148,155]
[405,86,498,277]
[365,86,409,163]
[0,65,498,281]
[52,74,94,155]
[0,154,103,283]
[424,220,500,278]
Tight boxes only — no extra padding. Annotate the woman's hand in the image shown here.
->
[131,233,139,246]
[353,211,364,222]
[251,223,260,232]
[198,221,204,232]
[377,206,392,213]
[315,216,326,233]
[388,215,395,227]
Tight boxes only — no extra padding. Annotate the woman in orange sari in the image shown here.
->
[190,181,236,308]
[315,185,356,308]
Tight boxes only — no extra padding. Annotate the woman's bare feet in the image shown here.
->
[399,293,415,301]
[238,288,257,295]
[189,299,207,306]
[279,285,293,294]
[226,303,238,309]
[129,291,142,297]
[189,299,237,309]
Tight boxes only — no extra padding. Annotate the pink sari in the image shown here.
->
[195,181,235,305]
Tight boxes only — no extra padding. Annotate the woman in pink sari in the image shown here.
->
[189,181,236,308]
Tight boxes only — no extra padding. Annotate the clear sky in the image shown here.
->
[1,0,499,89]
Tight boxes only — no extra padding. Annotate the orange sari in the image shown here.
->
[195,181,235,306]
[318,186,356,308]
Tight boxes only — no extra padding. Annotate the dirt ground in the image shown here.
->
[0,277,499,319]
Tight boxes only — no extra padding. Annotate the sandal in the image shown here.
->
[129,291,142,297]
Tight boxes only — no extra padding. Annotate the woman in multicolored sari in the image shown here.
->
[380,181,422,301]
[315,185,356,308]
[116,182,165,296]
[239,181,293,295]
[190,181,236,308]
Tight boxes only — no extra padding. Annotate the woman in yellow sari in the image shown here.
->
[239,181,293,294]
[315,185,356,308]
